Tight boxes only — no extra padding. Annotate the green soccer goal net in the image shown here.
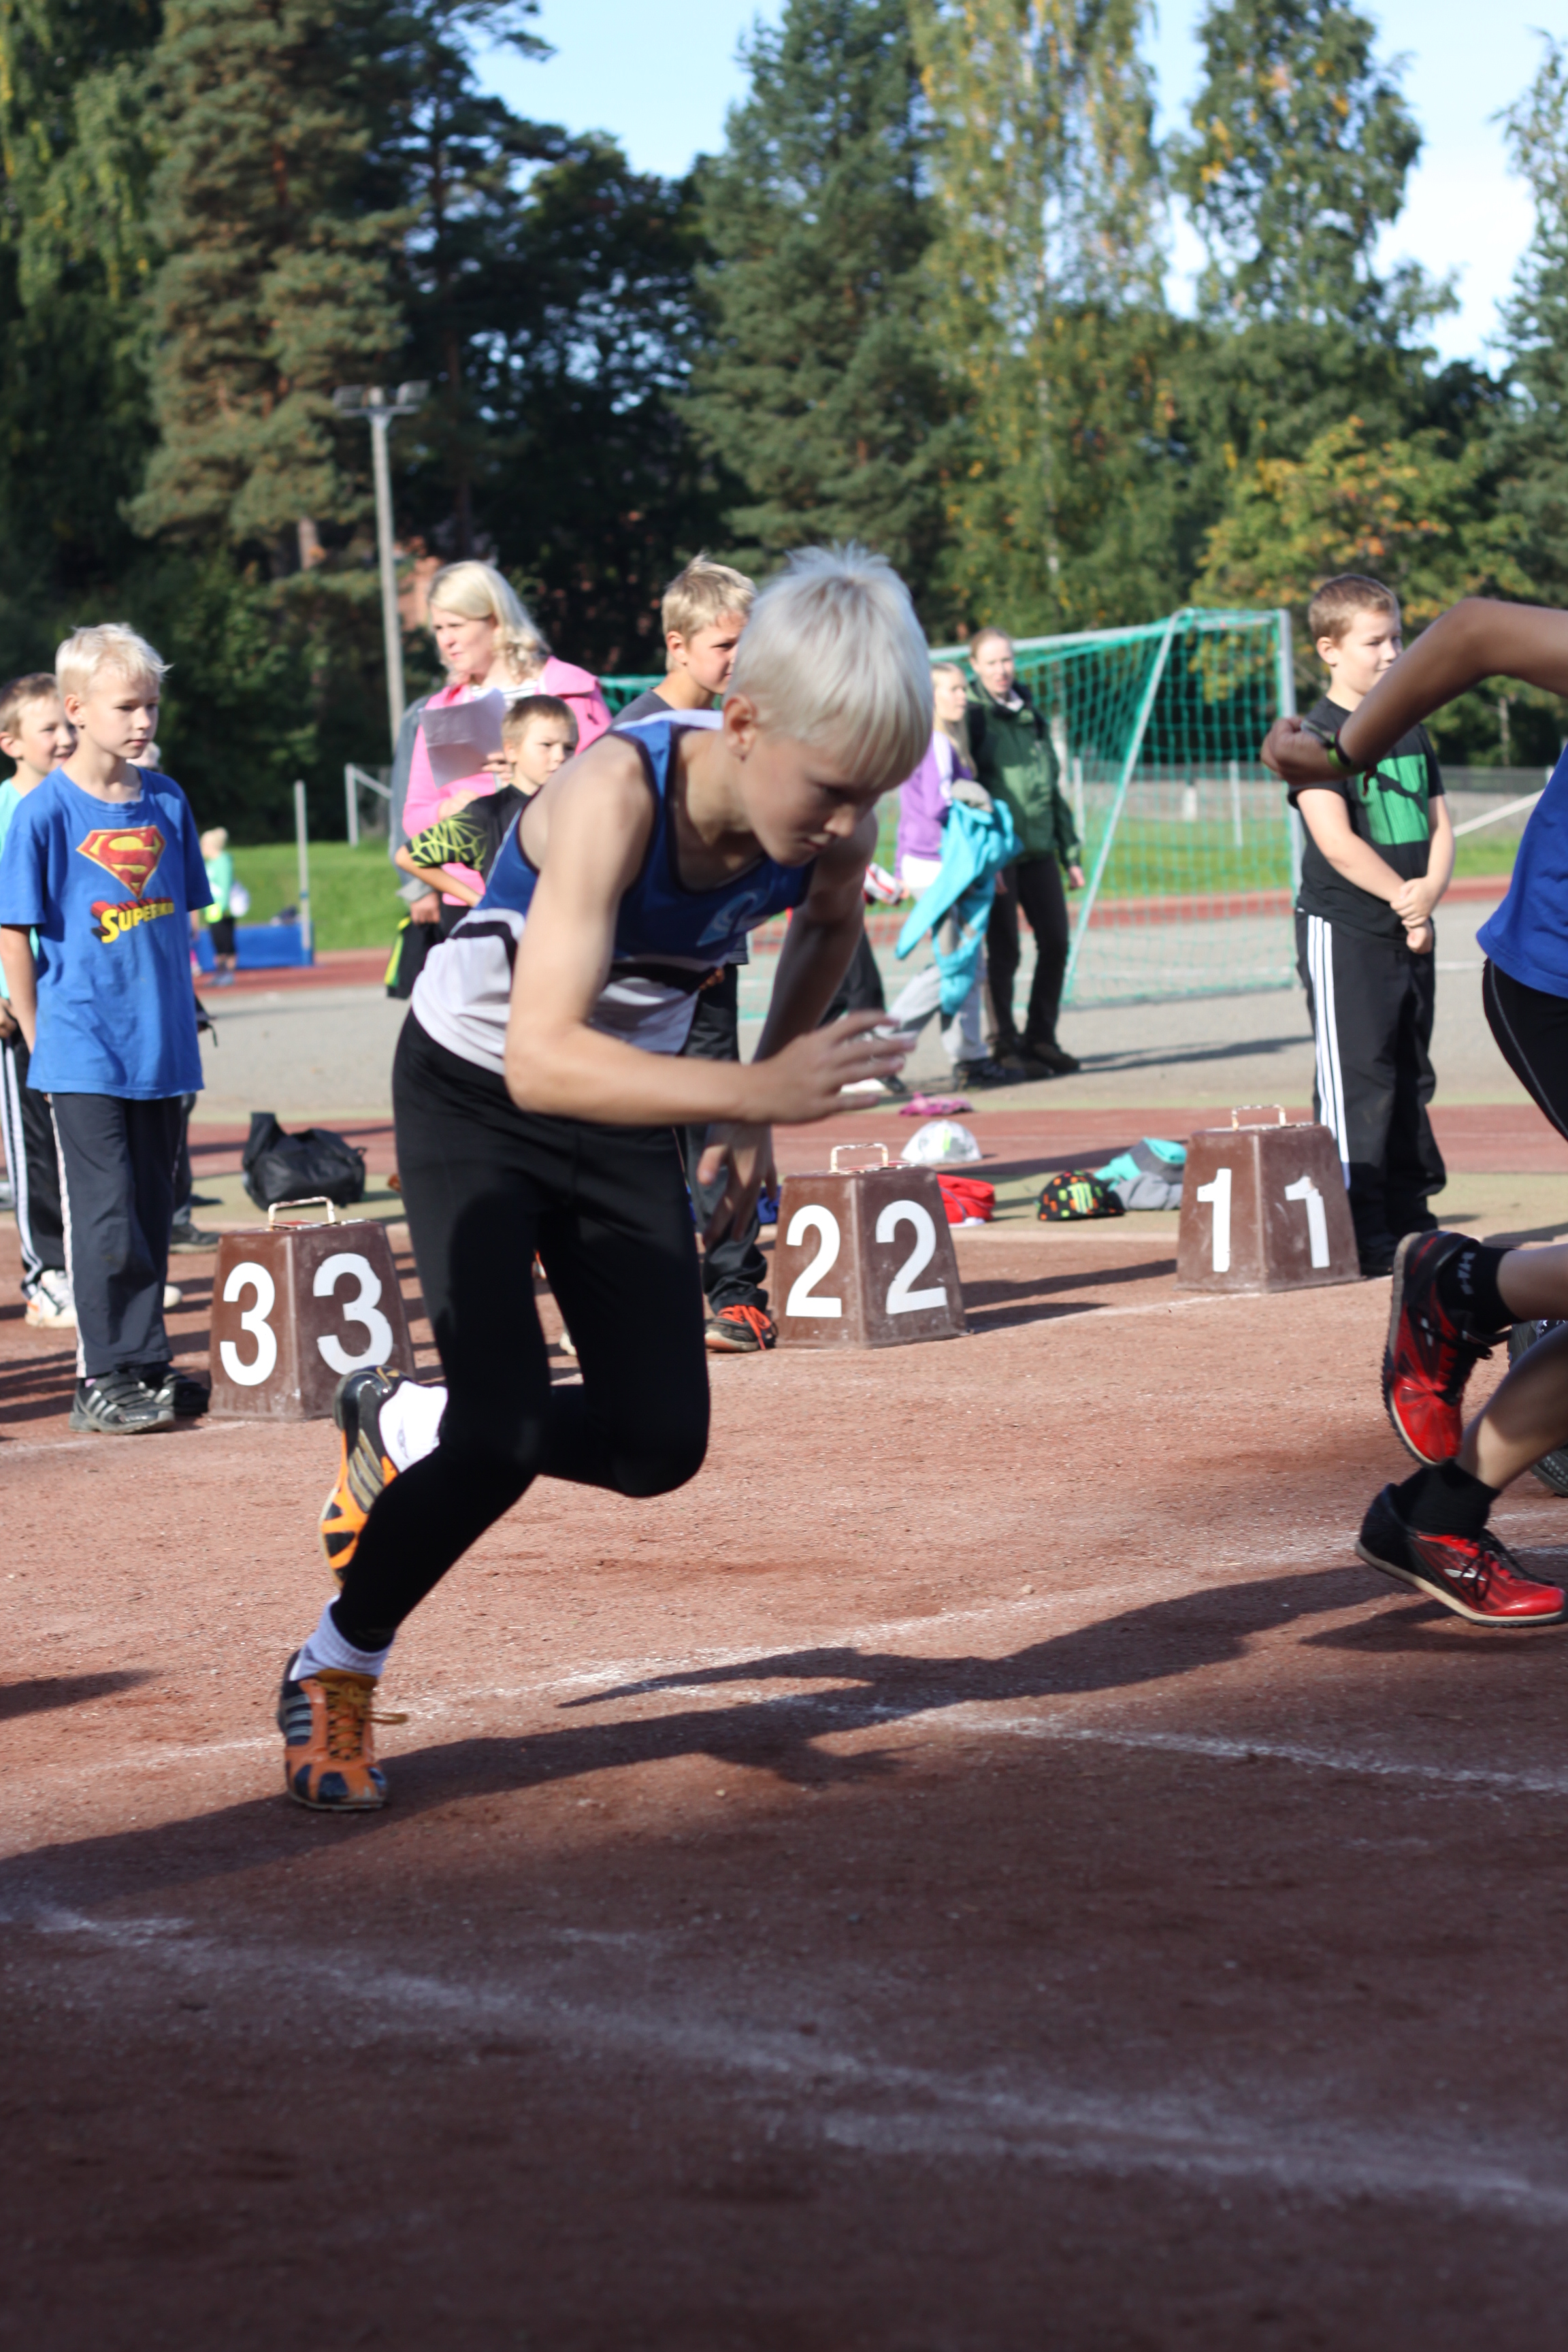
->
[930,606,1297,1008]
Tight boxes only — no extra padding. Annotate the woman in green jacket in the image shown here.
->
[968,627,1085,1075]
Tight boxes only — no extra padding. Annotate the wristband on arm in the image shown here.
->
[1299,715,1359,776]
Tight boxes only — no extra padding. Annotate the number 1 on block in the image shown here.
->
[1196,1165,1232,1273]
[1283,1174,1330,1269]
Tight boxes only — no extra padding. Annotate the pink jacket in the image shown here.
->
[404,658,612,902]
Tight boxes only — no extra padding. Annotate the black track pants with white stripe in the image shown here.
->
[0,1031,65,1292]
[1296,911,1446,1255]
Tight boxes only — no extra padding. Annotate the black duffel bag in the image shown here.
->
[242,1111,368,1211]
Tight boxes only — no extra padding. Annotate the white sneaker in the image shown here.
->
[163,1282,183,1310]
[24,1268,76,1329]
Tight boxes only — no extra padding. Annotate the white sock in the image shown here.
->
[292,1600,393,1684]
[380,1378,447,1473]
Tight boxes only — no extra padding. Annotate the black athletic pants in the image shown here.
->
[0,1032,65,1291]
[679,966,768,1314]
[50,1092,182,1379]
[1296,911,1445,1259]
[824,930,885,1019]
[987,856,1070,1050]
[1482,960,1568,1139]
[334,1015,711,1648]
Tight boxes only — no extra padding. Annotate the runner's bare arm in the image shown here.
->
[503,750,904,1128]
[1263,602,1568,787]
[0,926,37,1050]
[752,813,885,1060]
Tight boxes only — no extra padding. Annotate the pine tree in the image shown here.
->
[131,0,406,560]
[915,0,1170,632]
[684,0,954,603]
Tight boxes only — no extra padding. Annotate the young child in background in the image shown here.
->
[0,672,76,1330]
[613,555,754,726]
[396,696,579,908]
[1290,574,1454,1278]
[0,625,211,1433]
[887,662,1010,1090]
[198,826,237,983]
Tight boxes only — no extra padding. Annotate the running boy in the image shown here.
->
[614,554,753,725]
[0,625,211,1433]
[1264,595,1568,1625]
[0,672,76,1329]
[1290,574,1454,1277]
[283,546,928,1808]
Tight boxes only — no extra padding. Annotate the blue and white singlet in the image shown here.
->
[411,712,816,1075]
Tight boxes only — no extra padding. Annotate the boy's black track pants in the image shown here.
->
[1296,911,1445,1257]
[334,1014,710,1648]
[51,1092,182,1378]
[0,1032,65,1290]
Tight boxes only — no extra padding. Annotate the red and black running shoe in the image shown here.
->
[1357,1485,1567,1627]
[1382,1230,1499,1466]
[704,1303,776,1354]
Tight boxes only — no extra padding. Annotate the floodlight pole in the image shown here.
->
[369,406,404,742]
[332,381,429,753]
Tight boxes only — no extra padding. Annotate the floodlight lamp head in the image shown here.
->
[393,380,429,412]
[332,385,366,414]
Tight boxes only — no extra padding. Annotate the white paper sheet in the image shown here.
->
[421,691,506,790]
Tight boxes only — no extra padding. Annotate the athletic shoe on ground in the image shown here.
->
[146,1365,210,1418]
[320,1364,399,1584]
[24,1268,76,1330]
[1356,1485,1567,1627]
[277,1655,389,1810]
[953,1057,1015,1090]
[189,1192,223,1207]
[67,1371,176,1435]
[705,1303,776,1354]
[163,1281,183,1311]
[1022,1036,1082,1075]
[169,1220,222,1253]
[994,1039,1058,1080]
[1382,1230,1499,1465]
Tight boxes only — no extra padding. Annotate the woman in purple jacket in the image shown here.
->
[887,664,1011,1088]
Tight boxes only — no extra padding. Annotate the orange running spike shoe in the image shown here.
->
[1356,1486,1567,1627]
[704,1303,776,1354]
[277,1656,391,1809]
[319,1365,400,1584]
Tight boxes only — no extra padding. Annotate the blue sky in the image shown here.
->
[477,0,1552,368]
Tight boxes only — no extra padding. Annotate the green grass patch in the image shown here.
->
[231,839,405,953]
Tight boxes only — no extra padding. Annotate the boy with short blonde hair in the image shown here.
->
[0,624,212,1432]
[1290,572,1454,1277]
[613,555,755,725]
[0,672,76,1328]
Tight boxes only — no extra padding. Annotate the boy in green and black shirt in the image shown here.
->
[1290,573,1455,1277]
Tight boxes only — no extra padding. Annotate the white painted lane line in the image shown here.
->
[8,1899,1568,2225]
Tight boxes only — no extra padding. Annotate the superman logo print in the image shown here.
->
[76,824,175,944]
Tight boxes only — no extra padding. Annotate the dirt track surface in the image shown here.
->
[6,1221,1568,2349]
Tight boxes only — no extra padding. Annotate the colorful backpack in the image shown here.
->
[1037,1171,1125,1222]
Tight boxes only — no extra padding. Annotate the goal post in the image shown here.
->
[931,607,1296,1008]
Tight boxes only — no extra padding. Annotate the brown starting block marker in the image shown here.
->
[1177,1106,1359,1294]
[208,1199,414,1420]
[773,1144,966,1350]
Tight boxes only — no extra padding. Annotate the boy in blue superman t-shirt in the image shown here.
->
[0,624,211,1433]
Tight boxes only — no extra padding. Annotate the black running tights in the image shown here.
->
[1483,959,1568,1142]
[334,1015,710,1648]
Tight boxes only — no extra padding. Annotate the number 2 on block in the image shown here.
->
[784,1205,843,1317]
[875,1199,947,1314]
[1196,1165,1232,1272]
